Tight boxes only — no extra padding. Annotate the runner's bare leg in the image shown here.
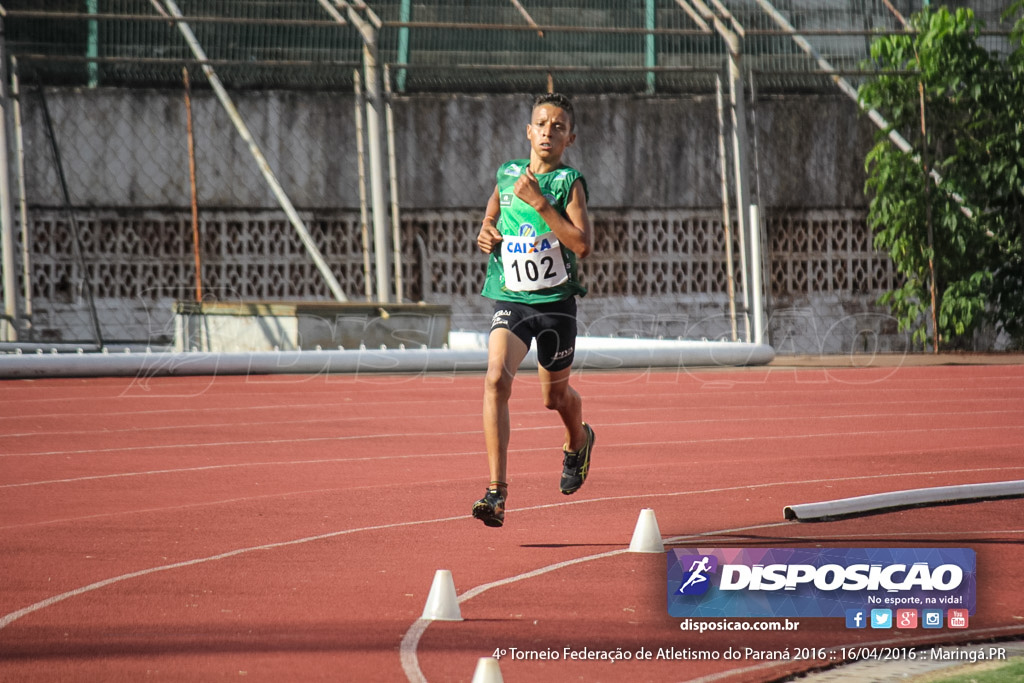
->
[483,328,531,490]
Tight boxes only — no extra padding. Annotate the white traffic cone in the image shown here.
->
[471,656,505,683]
[421,569,463,621]
[628,508,664,553]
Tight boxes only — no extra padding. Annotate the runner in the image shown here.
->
[471,93,596,528]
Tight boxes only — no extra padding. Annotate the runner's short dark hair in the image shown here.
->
[533,92,575,131]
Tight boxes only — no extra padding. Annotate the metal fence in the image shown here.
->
[6,1,1015,92]
[0,1,1017,351]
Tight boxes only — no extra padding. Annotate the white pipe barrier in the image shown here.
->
[0,339,774,379]
[784,480,1024,522]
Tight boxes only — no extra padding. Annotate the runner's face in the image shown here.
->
[527,105,575,162]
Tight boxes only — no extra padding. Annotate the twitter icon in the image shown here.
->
[870,609,893,629]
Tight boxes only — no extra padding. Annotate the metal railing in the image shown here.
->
[0,1,1016,348]
[4,1,1014,93]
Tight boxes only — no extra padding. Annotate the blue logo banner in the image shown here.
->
[667,548,976,618]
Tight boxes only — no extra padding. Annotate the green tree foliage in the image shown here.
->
[859,3,1024,350]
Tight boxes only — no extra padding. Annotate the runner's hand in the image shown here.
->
[477,221,503,254]
[514,167,545,210]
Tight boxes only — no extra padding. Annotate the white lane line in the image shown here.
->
[398,517,1024,683]
[399,547,632,683]
[2,472,1020,672]
[6,460,1023,531]
[4,437,1023,493]
[5,421,1024,459]
[0,429,482,458]
[0,413,476,439]
[4,378,1021,421]
[0,487,355,530]
[0,513,466,631]
[398,520,798,683]
[399,511,1024,682]
[4,406,1016,441]
[0,451,483,489]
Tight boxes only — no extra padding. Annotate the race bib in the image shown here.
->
[501,234,569,292]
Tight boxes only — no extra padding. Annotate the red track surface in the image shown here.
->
[1,362,1023,682]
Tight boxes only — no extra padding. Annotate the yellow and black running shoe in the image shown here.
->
[560,423,595,495]
[472,488,506,527]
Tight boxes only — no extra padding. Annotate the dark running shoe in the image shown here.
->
[472,488,506,527]
[560,423,595,495]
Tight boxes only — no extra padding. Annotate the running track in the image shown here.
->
[1,359,1022,682]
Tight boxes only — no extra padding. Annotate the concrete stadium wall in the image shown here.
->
[15,88,919,355]
[24,89,873,211]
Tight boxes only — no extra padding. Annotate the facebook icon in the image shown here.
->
[846,609,867,629]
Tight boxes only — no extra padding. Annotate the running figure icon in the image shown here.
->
[679,556,712,593]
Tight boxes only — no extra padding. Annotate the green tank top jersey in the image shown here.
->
[480,160,589,304]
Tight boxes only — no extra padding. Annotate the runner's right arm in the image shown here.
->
[477,186,503,255]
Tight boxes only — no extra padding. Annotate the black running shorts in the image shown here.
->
[489,298,578,371]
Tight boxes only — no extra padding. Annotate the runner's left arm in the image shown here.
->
[514,170,592,258]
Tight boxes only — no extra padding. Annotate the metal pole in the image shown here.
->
[748,70,771,340]
[86,0,99,87]
[396,0,410,92]
[183,67,202,302]
[161,0,348,302]
[727,53,752,343]
[749,204,764,345]
[691,0,754,343]
[710,0,743,37]
[645,0,656,94]
[11,57,30,333]
[504,0,547,87]
[329,1,391,303]
[353,70,373,301]
[363,33,391,303]
[0,24,18,341]
[383,65,403,302]
[508,0,544,37]
[714,75,738,342]
[672,0,712,33]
